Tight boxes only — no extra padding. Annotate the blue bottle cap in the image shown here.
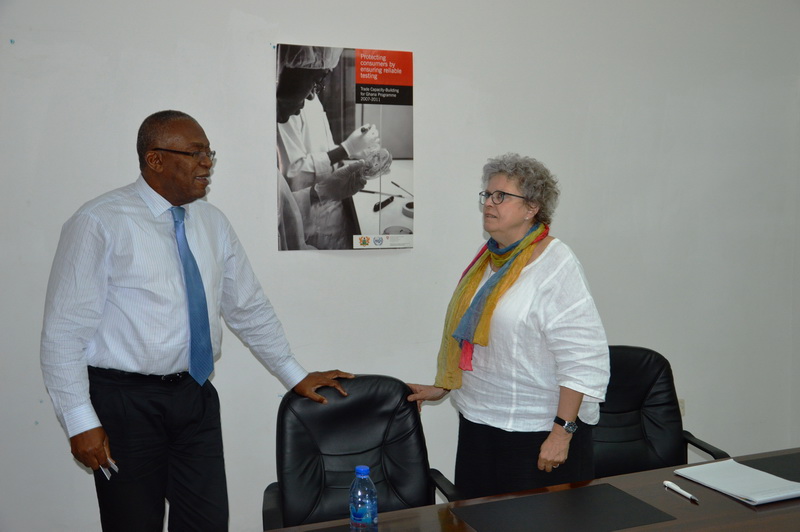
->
[355,465,370,477]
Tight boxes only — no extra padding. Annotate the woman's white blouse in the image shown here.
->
[451,239,609,432]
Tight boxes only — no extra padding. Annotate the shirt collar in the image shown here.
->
[134,175,198,220]
[135,175,172,217]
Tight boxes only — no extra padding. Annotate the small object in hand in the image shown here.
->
[100,455,119,480]
[363,148,393,178]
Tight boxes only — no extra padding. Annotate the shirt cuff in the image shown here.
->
[63,404,102,438]
[278,359,309,391]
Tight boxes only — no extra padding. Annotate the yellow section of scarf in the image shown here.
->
[434,225,548,390]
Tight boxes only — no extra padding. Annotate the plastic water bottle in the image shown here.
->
[349,465,378,530]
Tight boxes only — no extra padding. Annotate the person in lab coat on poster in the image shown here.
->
[276,44,379,249]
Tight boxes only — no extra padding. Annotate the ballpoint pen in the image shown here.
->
[100,454,119,481]
[664,480,699,503]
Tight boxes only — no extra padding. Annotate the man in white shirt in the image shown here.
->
[40,110,352,531]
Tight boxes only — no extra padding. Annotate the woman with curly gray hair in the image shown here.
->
[408,153,609,498]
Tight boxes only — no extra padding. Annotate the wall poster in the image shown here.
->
[276,43,414,250]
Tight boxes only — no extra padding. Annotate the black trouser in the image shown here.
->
[455,413,594,499]
[88,367,228,532]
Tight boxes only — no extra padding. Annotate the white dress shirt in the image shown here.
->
[41,176,307,437]
[452,239,609,433]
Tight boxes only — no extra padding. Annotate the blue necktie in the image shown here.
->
[170,206,213,385]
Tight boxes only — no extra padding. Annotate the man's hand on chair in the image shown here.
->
[293,370,354,404]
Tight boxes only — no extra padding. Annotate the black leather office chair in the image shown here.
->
[262,374,460,530]
[592,345,730,478]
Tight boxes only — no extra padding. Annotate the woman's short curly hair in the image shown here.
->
[481,153,560,225]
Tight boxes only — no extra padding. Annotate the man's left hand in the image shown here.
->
[293,370,354,404]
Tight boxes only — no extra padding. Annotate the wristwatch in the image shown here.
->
[554,416,578,434]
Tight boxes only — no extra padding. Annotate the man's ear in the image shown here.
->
[144,151,164,173]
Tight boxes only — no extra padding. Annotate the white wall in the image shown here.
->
[2,1,799,530]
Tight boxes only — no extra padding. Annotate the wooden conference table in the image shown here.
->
[269,447,800,531]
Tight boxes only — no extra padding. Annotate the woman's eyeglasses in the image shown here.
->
[479,190,527,205]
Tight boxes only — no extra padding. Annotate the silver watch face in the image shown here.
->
[564,421,578,434]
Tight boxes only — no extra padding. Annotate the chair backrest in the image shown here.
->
[275,374,434,527]
[592,345,687,478]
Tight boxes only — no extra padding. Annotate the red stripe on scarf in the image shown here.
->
[459,341,474,371]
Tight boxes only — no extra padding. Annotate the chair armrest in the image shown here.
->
[262,483,283,531]
[683,430,731,460]
[429,468,465,502]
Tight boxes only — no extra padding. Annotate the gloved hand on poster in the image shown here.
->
[314,160,368,202]
[341,125,380,158]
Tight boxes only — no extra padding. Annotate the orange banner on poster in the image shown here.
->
[355,49,413,86]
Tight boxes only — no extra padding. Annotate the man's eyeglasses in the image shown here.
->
[152,148,216,162]
[479,190,527,205]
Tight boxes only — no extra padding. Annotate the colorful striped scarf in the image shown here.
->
[434,223,549,389]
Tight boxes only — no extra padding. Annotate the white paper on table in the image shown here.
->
[675,458,800,505]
